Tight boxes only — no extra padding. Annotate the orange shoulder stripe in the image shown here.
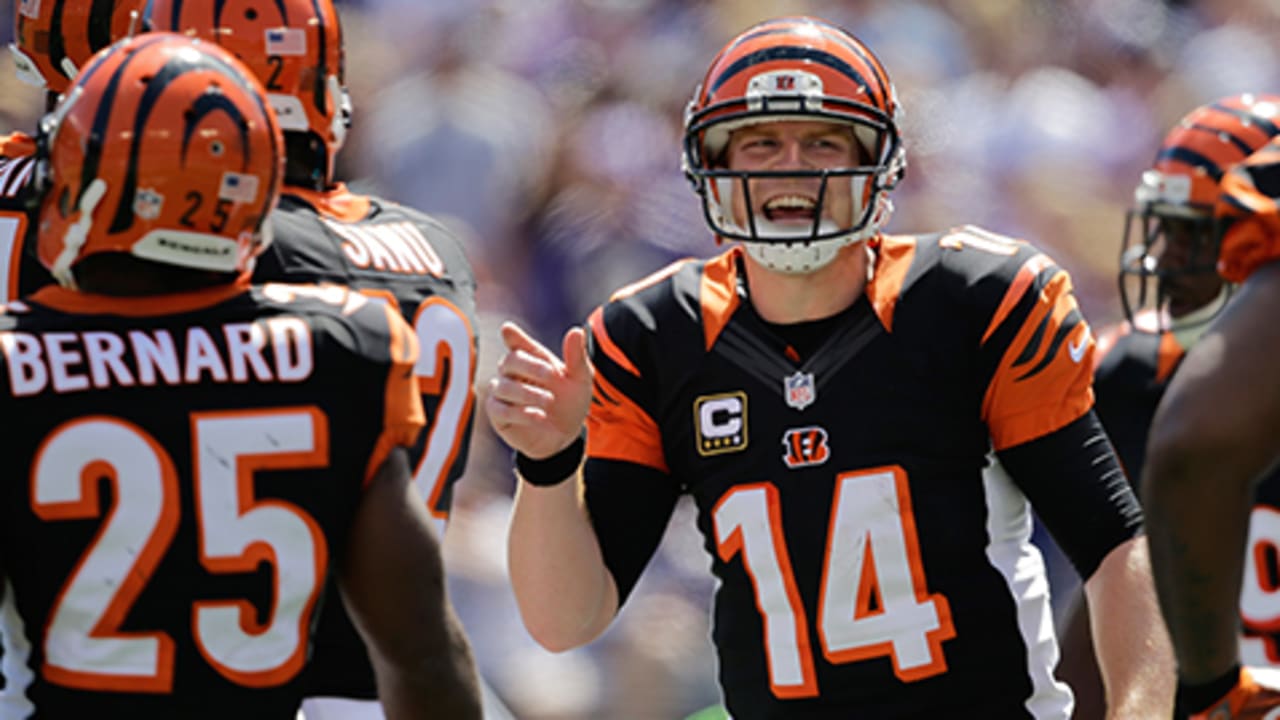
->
[865,235,915,332]
[364,304,426,486]
[587,367,667,472]
[588,306,640,378]
[285,183,371,223]
[701,248,741,351]
[1155,331,1183,384]
[981,253,1054,345]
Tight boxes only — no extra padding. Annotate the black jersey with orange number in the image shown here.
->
[584,228,1120,718]
[0,133,56,300]
[1091,322,1280,670]
[253,185,478,700]
[0,281,422,719]
[255,186,477,519]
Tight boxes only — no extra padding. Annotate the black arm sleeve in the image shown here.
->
[995,410,1144,581]
[583,458,683,608]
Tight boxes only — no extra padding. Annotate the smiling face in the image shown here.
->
[723,120,868,233]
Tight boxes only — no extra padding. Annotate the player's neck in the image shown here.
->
[741,243,870,324]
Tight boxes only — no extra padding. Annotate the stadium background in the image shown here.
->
[3,0,1280,717]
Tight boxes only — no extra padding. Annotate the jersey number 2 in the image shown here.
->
[713,465,955,699]
[33,409,327,692]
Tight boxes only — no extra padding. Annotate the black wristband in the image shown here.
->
[515,431,586,487]
[1175,664,1241,717]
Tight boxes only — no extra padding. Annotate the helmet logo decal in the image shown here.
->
[218,172,260,203]
[133,188,164,219]
[264,27,306,56]
[747,69,823,112]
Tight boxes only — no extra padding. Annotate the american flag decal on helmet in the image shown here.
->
[264,27,306,56]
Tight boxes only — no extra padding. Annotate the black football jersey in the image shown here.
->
[1092,322,1280,670]
[0,133,56,301]
[252,185,478,699]
[585,228,1117,718]
[0,281,423,719]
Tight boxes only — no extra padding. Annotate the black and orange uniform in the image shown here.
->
[0,281,422,719]
[1092,322,1184,482]
[583,228,1143,719]
[253,185,478,699]
[1093,321,1280,669]
[0,134,55,301]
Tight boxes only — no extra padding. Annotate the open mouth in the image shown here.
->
[762,194,819,223]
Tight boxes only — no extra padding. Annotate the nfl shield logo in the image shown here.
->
[133,188,164,220]
[784,371,816,411]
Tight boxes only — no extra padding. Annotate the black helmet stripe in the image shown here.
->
[1209,101,1280,139]
[108,44,268,231]
[48,0,70,79]
[88,0,117,53]
[708,46,879,103]
[79,33,173,203]
[718,18,887,107]
[1186,121,1261,158]
[309,0,330,116]
[1155,147,1224,183]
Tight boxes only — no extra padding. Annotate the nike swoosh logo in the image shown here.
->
[1068,329,1090,363]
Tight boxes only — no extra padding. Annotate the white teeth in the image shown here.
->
[764,195,816,209]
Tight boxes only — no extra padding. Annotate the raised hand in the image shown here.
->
[486,321,594,460]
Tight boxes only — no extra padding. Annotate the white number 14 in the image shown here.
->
[712,466,955,698]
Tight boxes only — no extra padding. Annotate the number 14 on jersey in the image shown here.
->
[713,466,956,698]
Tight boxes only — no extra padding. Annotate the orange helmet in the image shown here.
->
[1216,137,1280,283]
[1120,94,1280,327]
[10,0,147,93]
[143,0,348,186]
[682,16,905,272]
[36,33,284,287]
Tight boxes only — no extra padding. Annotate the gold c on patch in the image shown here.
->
[694,391,748,456]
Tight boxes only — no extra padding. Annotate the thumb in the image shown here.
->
[562,326,592,381]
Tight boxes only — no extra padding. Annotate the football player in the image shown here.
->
[139,1,489,717]
[0,33,480,718]
[1,0,146,302]
[1143,134,1280,718]
[1058,95,1280,717]
[487,16,1175,718]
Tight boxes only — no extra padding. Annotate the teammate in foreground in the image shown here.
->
[139,2,491,716]
[488,15,1173,719]
[0,33,480,719]
[1144,135,1280,718]
[1058,94,1280,717]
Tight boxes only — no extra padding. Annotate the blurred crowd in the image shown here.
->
[5,0,1280,717]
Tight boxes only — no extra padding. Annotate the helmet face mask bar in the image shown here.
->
[1119,202,1225,331]
[1116,93,1280,333]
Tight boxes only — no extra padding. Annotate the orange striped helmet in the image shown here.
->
[1121,94,1280,328]
[143,0,348,187]
[36,33,284,287]
[10,0,147,92]
[1216,137,1280,283]
[682,16,904,272]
